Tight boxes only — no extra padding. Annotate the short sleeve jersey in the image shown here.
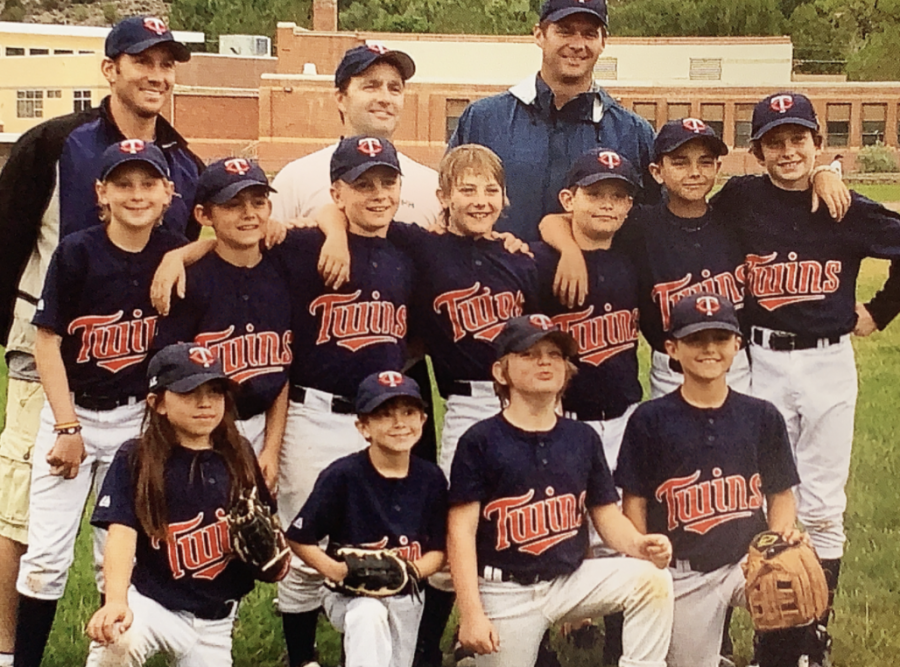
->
[616,203,747,353]
[533,242,642,419]
[388,222,540,390]
[714,176,900,337]
[153,252,292,420]
[270,228,414,398]
[269,145,442,227]
[33,225,185,397]
[615,390,799,571]
[287,450,448,561]
[92,439,269,616]
[449,414,619,580]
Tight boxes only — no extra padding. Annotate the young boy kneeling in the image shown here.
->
[286,372,447,667]
[448,315,674,667]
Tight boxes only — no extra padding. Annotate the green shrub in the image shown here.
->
[857,142,899,173]
[102,2,118,24]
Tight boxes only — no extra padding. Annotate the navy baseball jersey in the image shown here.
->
[533,242,641,420]
[270,228,414,399]
[153,252,292,420]
[616,203,747,353]
[287,450,448,560]
[615,390,799,571]
[387,222,540,391]
[92,439,269,616]
[714,176,900,336]
[449,414,619,581]
[33,225,185,398]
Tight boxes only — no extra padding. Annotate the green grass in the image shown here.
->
[849,183,900,203]
[7,260,900,666]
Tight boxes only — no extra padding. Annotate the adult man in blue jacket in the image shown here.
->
[448,0,658,241]
[0,17,202,666]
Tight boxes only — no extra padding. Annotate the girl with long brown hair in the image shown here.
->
[84,343,289,666]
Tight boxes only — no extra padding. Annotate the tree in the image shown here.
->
[846,25,900,80]
[788,2,856,74]
[169,0,313,48]
[609,0,783,37]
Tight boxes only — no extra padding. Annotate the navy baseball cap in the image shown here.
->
[495,315,578,359]
[669,293,742,340]
[105,16,191,62]
[751,92,819,141]
[330,135,402,184]
[653,118,728,162]
[334,43,416,89]
[356,371,424,415]
[194,158,276,206]
[565,147,640,194]
[148,343,229,393]
[540,0,607,25]
[99,139,170,181]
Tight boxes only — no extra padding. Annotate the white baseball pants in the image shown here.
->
[17,400,144,600]
[236,412,266,456]
[475,558,673,667]
[438,384,501,480]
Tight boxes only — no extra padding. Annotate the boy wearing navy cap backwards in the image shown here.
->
[287,371,447,667]
[615,292,803,667]
[153,158,291,489]
[15,140,187,667]
[712,91,900,666]
[448,315,674,667]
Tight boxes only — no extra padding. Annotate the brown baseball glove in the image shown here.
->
[227,487,291,582]
[742,531,829,631]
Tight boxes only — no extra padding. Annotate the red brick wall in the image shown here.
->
[174,95,260,143]
[178,54,277,88]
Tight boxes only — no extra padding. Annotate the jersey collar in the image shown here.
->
[98,95,191,151]
[508,74,607,124]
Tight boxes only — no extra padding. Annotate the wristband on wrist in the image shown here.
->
[54,422,82,435]
[810,164,840,180]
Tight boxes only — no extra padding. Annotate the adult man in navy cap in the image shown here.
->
[0,16,202,664]
[271,43,441,228]
[448,0,658,242]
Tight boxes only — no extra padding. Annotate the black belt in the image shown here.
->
[482,566,556,585]
[192,599,237,620]
[439,380,491,398]
[288,385,355,415]
[752,329,841,352]
[570,404,630,422]
[74,393,141,412]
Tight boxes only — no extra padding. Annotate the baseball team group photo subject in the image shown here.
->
[0,1,898,666]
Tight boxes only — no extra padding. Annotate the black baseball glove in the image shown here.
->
[227,487,291,581]
[326,546,422,599]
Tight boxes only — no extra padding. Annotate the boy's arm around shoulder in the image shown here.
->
[850,195,900,333]
[151,238,216,316]
[537,212,588,308]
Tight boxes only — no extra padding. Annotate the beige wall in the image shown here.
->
[0,21,201,56]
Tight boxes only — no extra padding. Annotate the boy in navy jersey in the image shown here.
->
[287,371,447,667]
[615,293,803,667]
[448,315,674,667]
[15,141,186,667]
[153,158,291,489]
[712,92,900,666]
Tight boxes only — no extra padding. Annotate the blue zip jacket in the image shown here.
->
[448,75,658,241]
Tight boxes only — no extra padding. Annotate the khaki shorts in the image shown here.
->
[0,378,44,544]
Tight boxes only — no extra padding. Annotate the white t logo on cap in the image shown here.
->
[597,151,622,169]
[119,139,145,154]
[143,17,168,36]
[770,95,794,114]
[695,296,721,316]
[367,42,389,54]
[357,138,383,157]
[529,314,554,330]
[377,371,404,387]
[682,118,707,133]
[224,158,251,175]
[188,346,217,368]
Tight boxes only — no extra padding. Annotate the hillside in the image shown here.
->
[1,0,170,27]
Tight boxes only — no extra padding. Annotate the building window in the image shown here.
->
[700,103,725,140]
[54,49,73,54]
[47,90,62,98]
[690,58,722,81]
[734,103,755,148]
[667,103,691,122]
[633,102,658,128]
[593,58,617,80]
[78,50,95,54]
[17,90,43,118]
[446,98,469,143]
[73,90,92,112]
[6,47,25,56]
[862,104,886,146]
[826,104,851,147]
[30,48,49,55]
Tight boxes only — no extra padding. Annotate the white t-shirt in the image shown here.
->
[270,144,441,227]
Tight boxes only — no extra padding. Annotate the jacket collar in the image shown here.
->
[509,74,608,124]
[98,95,190,151]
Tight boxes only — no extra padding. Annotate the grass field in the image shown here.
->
[5,213,900,665]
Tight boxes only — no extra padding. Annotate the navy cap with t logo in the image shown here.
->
[653,118,729,162]
[148,343,229,393]
[99,139,170,181]
[495,315,578,359]
[105,16,191,62]
[751,92,819,141]
[565,147,640,194]
[669,293,742,340]
[330,135,402,184]
[334,43,416,89]
[356,371,424,415]
[540,0,608,26]
[194,158,276,205]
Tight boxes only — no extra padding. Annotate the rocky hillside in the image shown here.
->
[2,0,170,27]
